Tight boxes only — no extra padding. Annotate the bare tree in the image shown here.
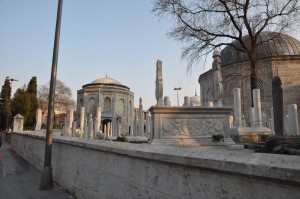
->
[38,80,76,116]
[153,0,300,92]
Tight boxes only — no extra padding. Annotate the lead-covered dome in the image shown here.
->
[221,32,300,66]
[82,75,129,90]
[91,75,122,85]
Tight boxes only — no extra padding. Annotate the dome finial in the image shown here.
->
[195,89,198,96]
[105,73,108,78]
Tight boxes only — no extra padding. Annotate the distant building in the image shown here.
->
[76,75,134,133]
[199,32,300,125]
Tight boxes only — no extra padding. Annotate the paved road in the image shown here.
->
[0,140,73,199]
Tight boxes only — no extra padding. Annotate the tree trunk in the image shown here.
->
[249,48,258,107]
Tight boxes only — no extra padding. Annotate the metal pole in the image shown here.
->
[40,0,63,190]
[177,90,179,106]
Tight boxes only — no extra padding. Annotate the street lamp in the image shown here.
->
[40,0,63,191]
[174,87,182,106]
[5,77,18,132]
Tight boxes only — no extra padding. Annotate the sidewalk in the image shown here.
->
[0,140,73,199]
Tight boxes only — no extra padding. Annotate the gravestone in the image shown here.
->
[164,96,170,106]
[211,51,223,107]
[35,109,42,131]
[13,114,24,131]
[272,76,284,136]
[155,60,163,106]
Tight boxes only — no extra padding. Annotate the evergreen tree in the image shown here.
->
[0,77,12,130]
[11,88,30,125]
[26,76,38,127]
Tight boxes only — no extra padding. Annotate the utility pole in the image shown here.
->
[40,0,63,190]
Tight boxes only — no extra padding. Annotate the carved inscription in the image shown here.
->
[162,119,224,137]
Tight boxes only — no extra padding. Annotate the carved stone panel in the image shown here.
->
[161,118,224,138]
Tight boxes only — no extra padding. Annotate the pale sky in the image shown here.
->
[1,1,299,109]
[0,0,212,109]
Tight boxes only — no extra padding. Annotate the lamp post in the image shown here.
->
[40,0,63,190]
[174,87,182,106]
[5,77,18,132]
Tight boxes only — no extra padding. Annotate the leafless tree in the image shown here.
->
[38,80,76,116]
[153,0,300,92]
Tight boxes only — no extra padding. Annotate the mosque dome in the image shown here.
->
[91,75,122,85]
[82,75,129,89]
[221,32,300,66]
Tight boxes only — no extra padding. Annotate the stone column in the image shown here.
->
[138,98,143,136]
[228,116,233,128]
[253,89,262,127]
[112,98,116,137]
[84,118,88,138]
[72,121,77,137]
[155,60,163,106]
[108,122,111,137]
[96,106,101,132]
[233,88,242,127]
[35,109,42,131]
[80,107,85,134]
[249,107,255,127]
[88,114,94,139]
[271,108,275,133]
[68,109,74,130]
[130,121,133,135]
[207,101,213,107]
[184,96,190,107]
[287,104,300,136]
[284,115,289,136]
[104,124,107,138]
[145,111,150,134]
[262,113,267,127]
[164,96,170,106]
[133,109,138,136]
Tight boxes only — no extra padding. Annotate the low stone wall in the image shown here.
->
[11,131,300,199]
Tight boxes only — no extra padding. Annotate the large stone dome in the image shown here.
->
[91,75,122,85]
[82,75,129,89]
[221,32,300,66]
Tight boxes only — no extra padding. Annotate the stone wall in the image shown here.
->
[11,131,300,199]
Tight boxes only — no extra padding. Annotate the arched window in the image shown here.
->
[104,97,111,112]
[118,99,125,115]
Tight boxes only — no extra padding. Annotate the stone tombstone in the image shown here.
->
[72,121,77,137]
[211,51,223,107]
[13,114,24,131]
[272,76,284,136]
[84,118,88,138]
[287,104,300,136]
[233,88,242,128]
[96,106,102,132]
[155,60,163,106]
[249,107,255,127]
[207,101,213,107]
[164,96,170,106]
[253,89,262,127]
[184,96,191,107]
[80,107,85,133]
[88,114,94,139]
[35,109,42,131]
[138,97,144,136]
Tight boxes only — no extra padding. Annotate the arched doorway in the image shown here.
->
[102,118,112,132]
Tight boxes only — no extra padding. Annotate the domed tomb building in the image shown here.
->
[199,32,300,126]
[76,75,134,133]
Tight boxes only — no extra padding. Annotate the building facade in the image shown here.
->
[199,32,300,126]
[76,75,134,134]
